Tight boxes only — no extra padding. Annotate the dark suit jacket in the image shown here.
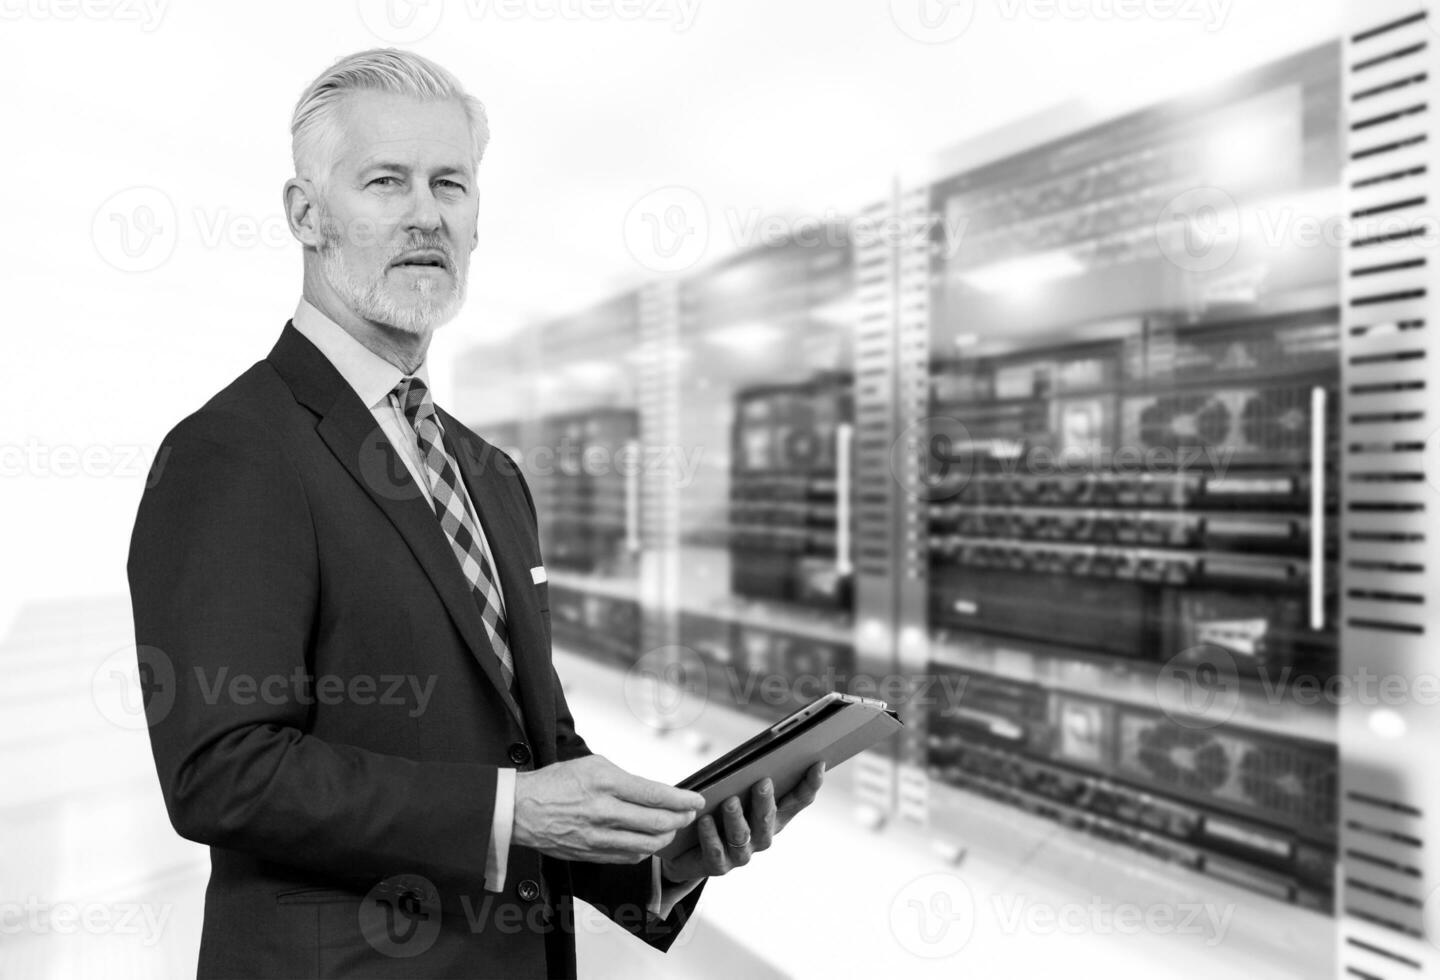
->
[127,322,702,979]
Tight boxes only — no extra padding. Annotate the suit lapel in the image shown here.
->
[440,411,555,756]
[268,323,527,732]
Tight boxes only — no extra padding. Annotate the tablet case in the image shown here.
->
[655,698,903,860]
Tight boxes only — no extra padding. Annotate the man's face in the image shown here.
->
[313,91,478,335]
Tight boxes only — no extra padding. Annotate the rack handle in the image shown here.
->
[837,422,854,576]
[1309,386,1326,630]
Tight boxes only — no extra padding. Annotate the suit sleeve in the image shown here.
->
[128,409,502,893]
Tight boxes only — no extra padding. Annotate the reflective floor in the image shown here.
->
[0,596,1334,979]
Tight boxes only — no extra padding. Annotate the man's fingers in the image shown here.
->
[777,762,826,824]
[597,798,697,834]
[696,813,732,875]
[719,796,753,866]
[749,778,777,851]
[610,772,707,812]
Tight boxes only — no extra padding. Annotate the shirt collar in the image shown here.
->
[291,298,432,411]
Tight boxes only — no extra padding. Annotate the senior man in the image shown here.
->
[127,48,824,979]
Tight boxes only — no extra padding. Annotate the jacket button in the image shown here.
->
[508,742,531,765]
[517,878,541,902]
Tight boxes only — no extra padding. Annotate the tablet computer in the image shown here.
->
[655,692,903,860]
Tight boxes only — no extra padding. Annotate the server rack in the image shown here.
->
[876,40,1350,920]
[1335,4,1440,978]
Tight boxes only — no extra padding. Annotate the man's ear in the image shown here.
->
[284,177,324,248]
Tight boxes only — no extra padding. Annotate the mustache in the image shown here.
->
[316,223,459,268]
[387,235,457,267]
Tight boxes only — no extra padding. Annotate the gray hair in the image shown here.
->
[291,48,490,189]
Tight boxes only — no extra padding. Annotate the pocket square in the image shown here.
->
[530,565,547,584]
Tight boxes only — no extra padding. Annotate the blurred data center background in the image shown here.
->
[6,0,1440,977]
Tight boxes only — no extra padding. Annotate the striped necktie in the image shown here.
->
[390,376,516,690]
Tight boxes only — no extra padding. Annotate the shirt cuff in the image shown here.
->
[648,857,704,920]
[485,768,517,893]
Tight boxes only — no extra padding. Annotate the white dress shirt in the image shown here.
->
[292,299,698,917]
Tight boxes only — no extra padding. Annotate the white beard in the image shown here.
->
[318,224,468,335]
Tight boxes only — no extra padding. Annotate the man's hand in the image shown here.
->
[658,761,825,884]
[513,755,705,864]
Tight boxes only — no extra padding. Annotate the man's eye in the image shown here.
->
[437,180,466,192]
[369,176,401,187]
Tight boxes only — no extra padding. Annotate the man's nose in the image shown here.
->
[402,185,443,234]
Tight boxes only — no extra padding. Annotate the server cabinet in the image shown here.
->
[1335,4,1440,978]
[665,234,863,724]
[528,294,649,667]
[879,43,1350,917]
